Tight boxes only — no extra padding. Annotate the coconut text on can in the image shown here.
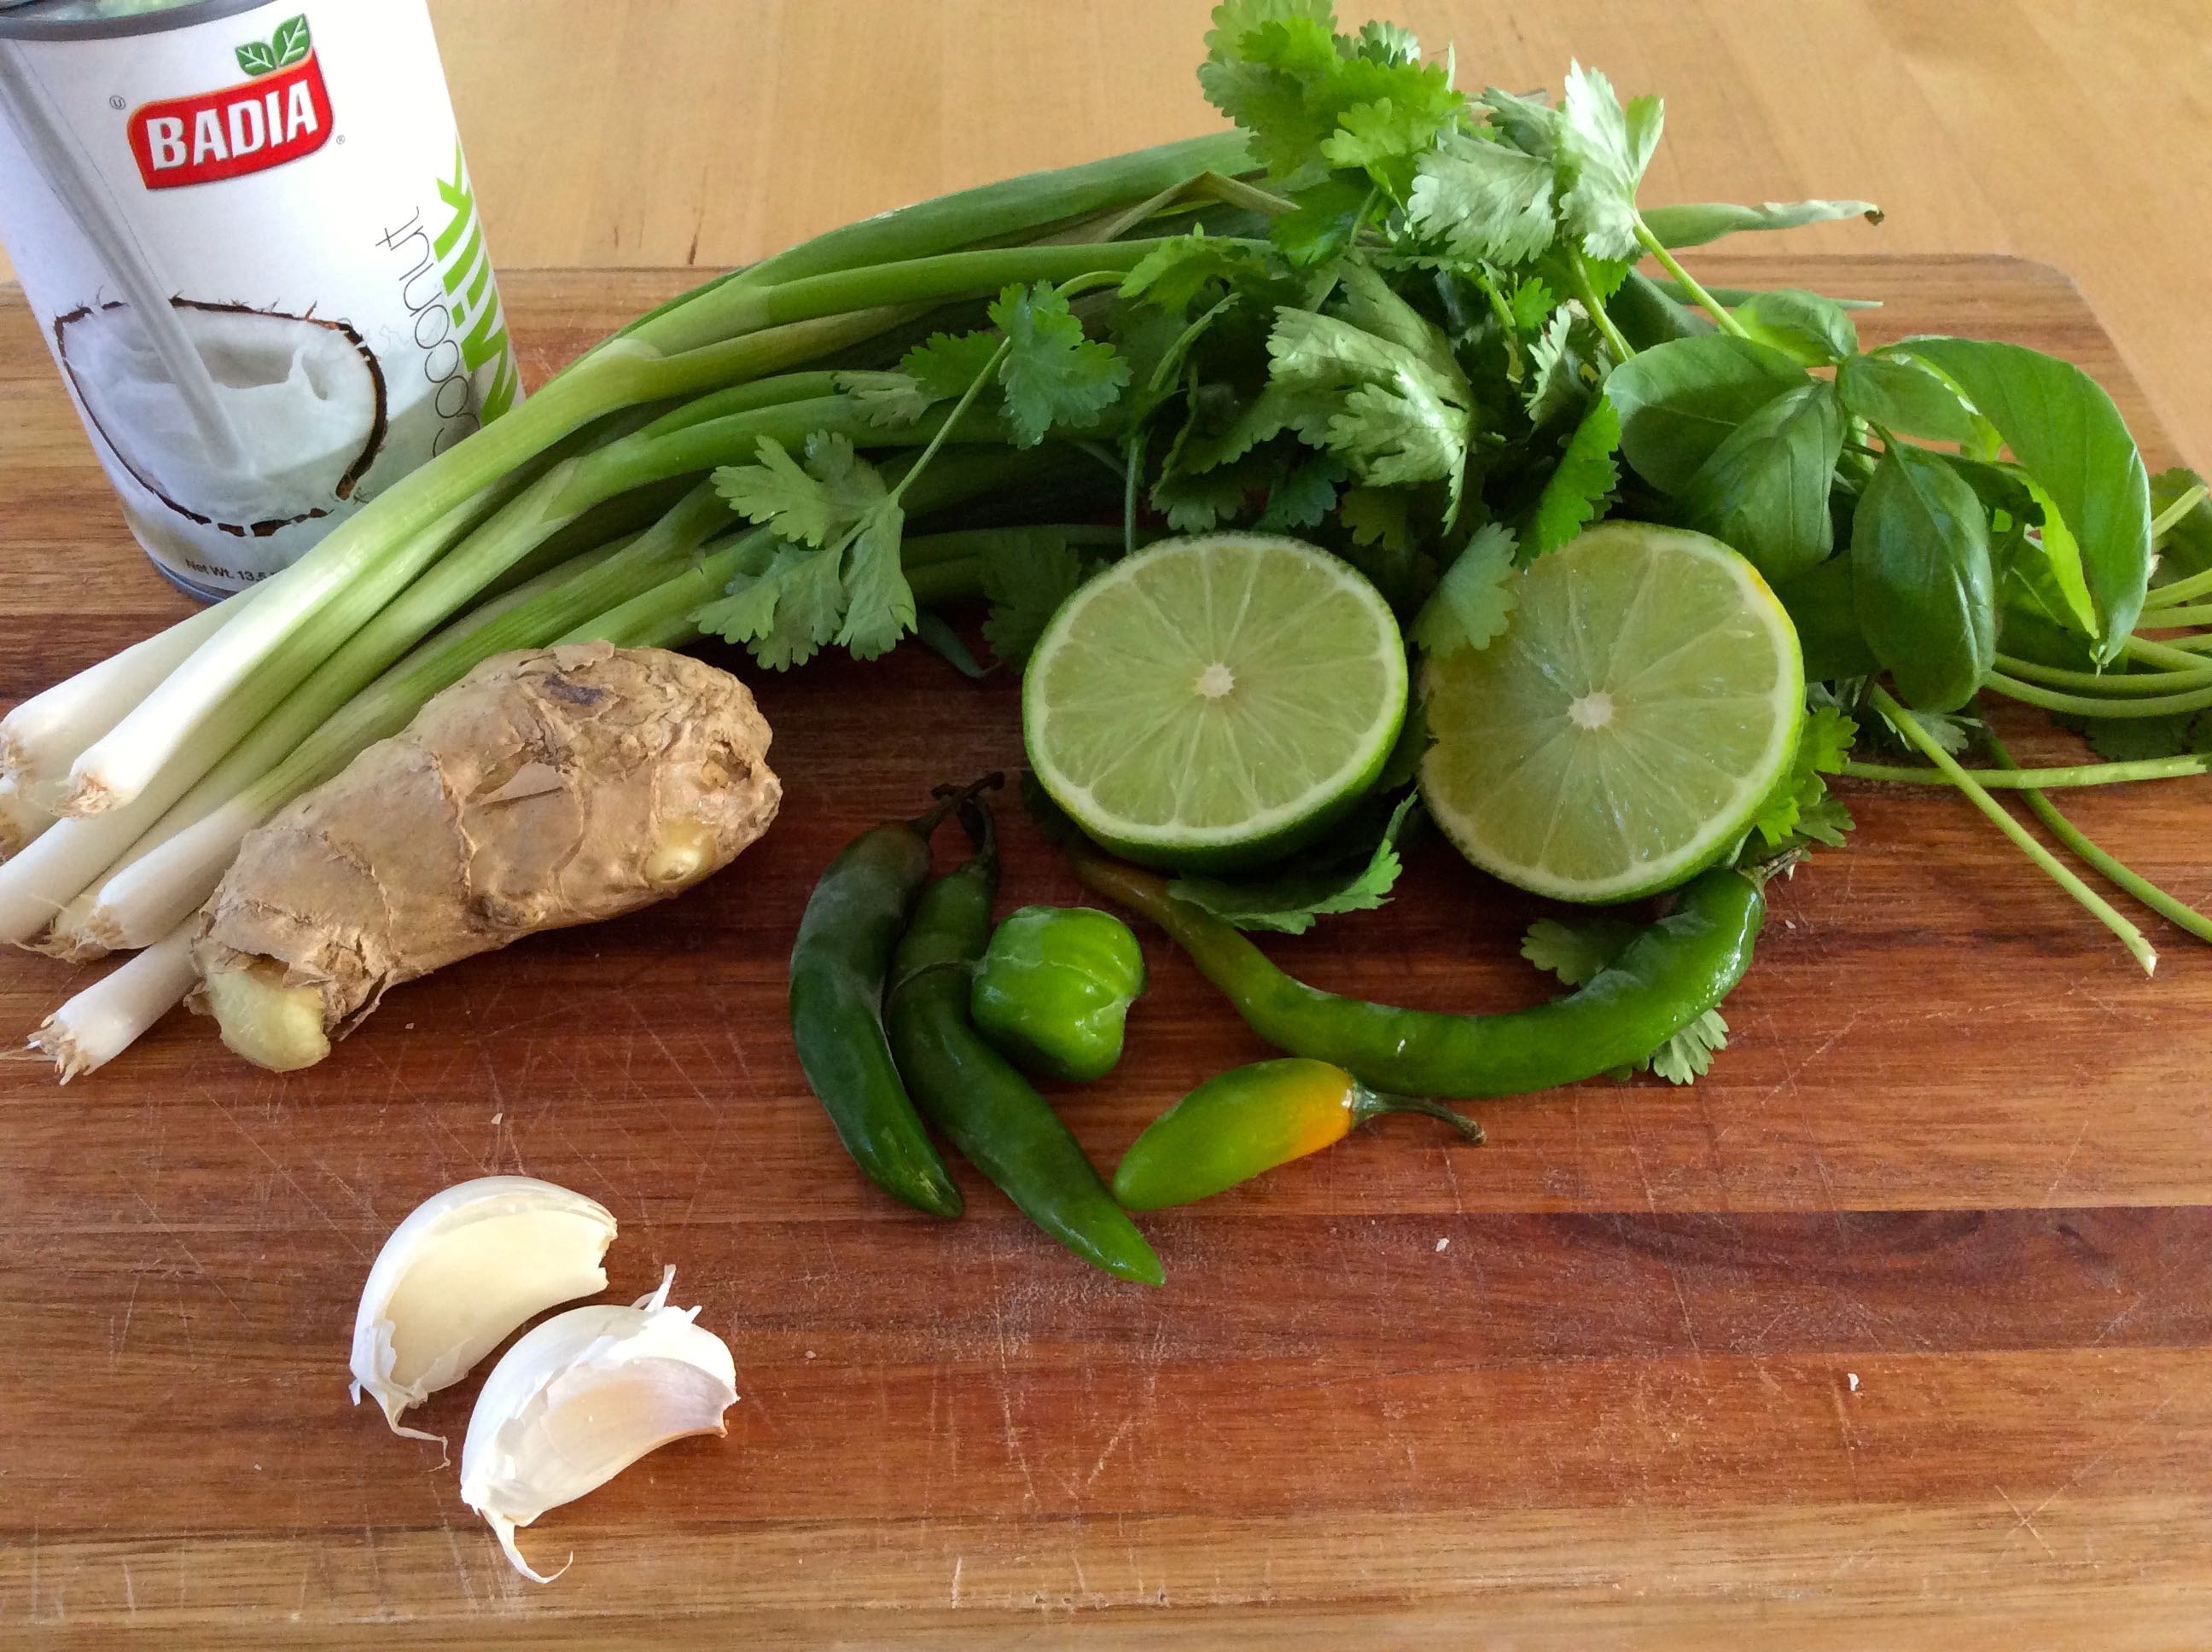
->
[0,0,520,597]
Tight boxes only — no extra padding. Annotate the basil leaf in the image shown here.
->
[1899,337,2151,662]
[1773,555,1876,683]
[1603,334,1808,493]
[1679,381,1842,585]
[1734,290,1858,367]
[1837,353,1989,448]
[1851,444,1997,712]
[2009,468,2098,636]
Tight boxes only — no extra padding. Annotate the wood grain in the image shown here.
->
[2,259,2210,1643]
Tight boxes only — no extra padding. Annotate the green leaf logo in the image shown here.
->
[271,15,312,67]
[237,15,311,77]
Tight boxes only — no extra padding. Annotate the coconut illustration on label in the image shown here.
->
[0,0,517,596]
[54,295,388,537]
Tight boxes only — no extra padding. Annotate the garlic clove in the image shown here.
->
[460,1266,736,1582]
[350,1176,617,1439]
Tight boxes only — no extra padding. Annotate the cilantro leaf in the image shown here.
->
[695,543,850,672]
[834,503,912,660]
[904,329,1004,399]
[1199,1,1352,179]
[1322,97,1440,170]
[1506,276,1558,334]
[1522,911,1732,1084]
[980,530,1093,667]
[1150,461,1262,533]
[1749,704,1857,848]
[1201,0,1461,189]
[1408,132,1558,265]
[1556,63,1662,261]
[1121,228,1277,313]
[1526,397,1621,558]
[1522,308,1594,429]
[714,432,886,549]
[835,370,935,428]
[1340,485,1411,551]
[1255,452,1348,531]
[1268,266,1474,515]
[1648,1011,1727,1085]
[1481,85,1560,157]
[1353,20,1419,65]
[1272,175,1373,266]
[2082,713,2194,762]
[1170,794,1421,934]
[1522,913,1640,986]
[988,282,1129,446]
[1414,523,1517,655]
[1789,795,1854,849]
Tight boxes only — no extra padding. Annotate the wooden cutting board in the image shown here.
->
[1,255,2208,1648]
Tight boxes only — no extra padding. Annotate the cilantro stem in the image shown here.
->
[883,340,1011,512]
[1476,275,1528,382]
[1983,671,2212,718]
[1993,651,2212,695]
[1842,754,2209,788]
[1870,685,2156,974]
[1986,725,2212,946]
[1121,435,1142,559]
[1632,221,1750,340]
[1565,250,1634,362]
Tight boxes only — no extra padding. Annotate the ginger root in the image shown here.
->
[190,643,780,1071]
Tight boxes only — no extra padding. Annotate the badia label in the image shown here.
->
[128,14,333,189]
[0,0,522,597]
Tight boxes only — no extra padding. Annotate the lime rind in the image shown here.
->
[1419,522,1804,904]
[1023,534,1408,870]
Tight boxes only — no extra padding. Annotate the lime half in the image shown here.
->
[1023,534,1407,871]
[1419,522,1803,903]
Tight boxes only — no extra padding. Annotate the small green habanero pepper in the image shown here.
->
[970,905,1146,1082]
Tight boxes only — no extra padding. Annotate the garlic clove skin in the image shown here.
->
[460,1266,736,1583]
[350,1176,618,1439]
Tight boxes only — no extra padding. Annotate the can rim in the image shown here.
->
[0,0,277,44]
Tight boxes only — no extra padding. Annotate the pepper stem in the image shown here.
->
[1353,1088,1485,1144]
[912,771,1004,836]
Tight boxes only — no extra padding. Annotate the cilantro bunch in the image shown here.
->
[687,0,2212,1043]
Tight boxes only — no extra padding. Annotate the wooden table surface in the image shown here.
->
[431,0,2200,477]
[5,2,2207,469]
[1,253,2210,1644]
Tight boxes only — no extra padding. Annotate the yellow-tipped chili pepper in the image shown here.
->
[1111,1057,1482,1210]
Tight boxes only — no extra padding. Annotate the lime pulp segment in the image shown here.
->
[1022,534,1408,869]
[1418,522,1804,903]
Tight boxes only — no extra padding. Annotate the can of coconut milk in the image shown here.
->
[0,0,521,597]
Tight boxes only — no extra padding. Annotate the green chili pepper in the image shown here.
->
[788,790,980,1219]
[1073,844,1764,1099]
[886,800,1165,1285]
[1114,1057,1481,1210]
[970,905,1146,1082]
